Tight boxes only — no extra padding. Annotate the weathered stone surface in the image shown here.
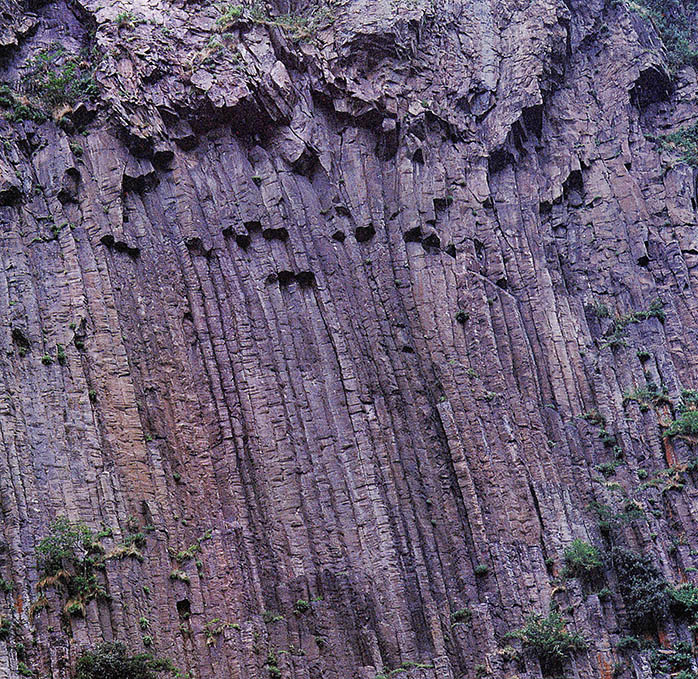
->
[1,0,698,678]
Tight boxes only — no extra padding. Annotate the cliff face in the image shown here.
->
[1,0,698,677]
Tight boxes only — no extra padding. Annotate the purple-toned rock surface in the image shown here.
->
[1,0,698,677]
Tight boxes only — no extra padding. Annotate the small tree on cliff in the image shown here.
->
[35,516,95,578]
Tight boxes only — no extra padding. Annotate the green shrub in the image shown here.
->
[0,616,12,639]
[588,500,644,533]
[266,650,280,679]
[450,607,471,625]
[169,570,189,584]
[293,599,310,615]
[215,0,332,40]
[21,45,98,109]
[262,610,284,624]
[563,539,603,579]
[0,85,46,123]
[582,410,606,426]
[216,4,244,30]
[595,461,619,477]
[65,600,85,617]
[17,662,34,677]
[509,610,587,671]
[36,516,94,577]
[34,517,119,616]
[612,547,668,628]
[669,583,698,617]
[661,121,698,165]
[76,642,172,679]
[115,11,140,27]
[126,531,147,549]
[474,564,489,576]
[616,635,641,652]
[666,410,698,437]
[591,302,611,318]
[623,382,671,410]
[632,0,698,71]
[600,300,666,348]
[641,298,666,323]
[649,641,694,674]
[679,389,698,411]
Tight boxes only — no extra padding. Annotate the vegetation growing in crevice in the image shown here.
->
[595,460,621,477]
[611,547,668,629]
[170,529,212,564]
[616,635,643,652]
[474,563,489,576]
[215,1,335,41]
[203,618,240,645]
[0,85,46,123]
[648,641,695,676]
[666,391,698,437]
[508,610,587,673]
[115,11,143,28]
[33,516,147,618]
[589,301,611,319]
[599,299,665,349]
[11,328,31,357]
[169,569,190,584]
[34,517,108,617]
[639,463,689,492]
[669,583,698,619]
[21,45,98,109]
[664,122,698,166]
[450,607,472,626]
[562,539,603,579]
[637,348,651,362]
[75,642,173,679]
[1,43,99,124]
[375,661,436,679]
[293,599,310,615]
[588,499,644,533]
[37,517,99,575]
[266,650,281,679]
[0,616,12,639]
[623,381,671,412]
[628,0,698,71]
[17,661,35,677]
[262,610,284,624]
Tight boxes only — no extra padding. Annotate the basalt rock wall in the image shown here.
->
[1,0,698,678]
